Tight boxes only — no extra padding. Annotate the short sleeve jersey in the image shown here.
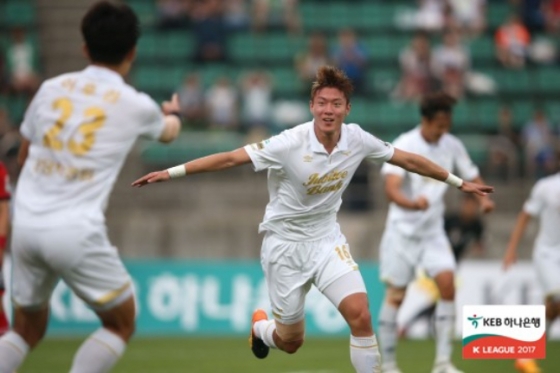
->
[523,173,560,253]
[244,121,394,241]
[15,66,165,227]
[381,127,479,237]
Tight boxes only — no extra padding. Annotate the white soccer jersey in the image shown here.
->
[381,126,479,237]
[244,121,394,241]
[14,65,165,227]
[523,173,560,253]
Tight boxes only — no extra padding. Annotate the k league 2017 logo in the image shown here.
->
[462,305,546,360]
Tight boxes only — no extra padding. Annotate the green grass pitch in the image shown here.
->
[20,338,559,372]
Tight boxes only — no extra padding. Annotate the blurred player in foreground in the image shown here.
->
[503,162,560,373]
[132,66,493,373]
[377,93,494,373]
[0,162,10,336]
[0,2,181,373]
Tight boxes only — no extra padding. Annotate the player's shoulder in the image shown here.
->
[278,121,313,143]
[535,173,560,190]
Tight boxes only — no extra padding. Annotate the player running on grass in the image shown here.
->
[132,66,493,373]
[503,166,560,373]
[0,2,181,373]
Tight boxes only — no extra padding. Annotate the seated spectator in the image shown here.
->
[544,0,560,33]
[431,29,470,98]
[448,0,487,37]
[520,0,546,32]
[294,32,331,87]
[332,29,367,94]
[240,71,272,133]
[155,0,190,30]
[177,73,205,128]
[488,105,522,181]
[224,0,250,31]
[415,0,447,32]
[495,15,531,69]
[522,108,557,178]
[6,28,40,96]
[205,77,238,130]
[191,0,228,63]
[394,34,434,102]
[252,0,301,34]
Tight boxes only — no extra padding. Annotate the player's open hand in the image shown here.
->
[161,93,181,115]
[131,170,170,187]
[459,181,494,196]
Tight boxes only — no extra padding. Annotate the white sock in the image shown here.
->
[69,328,127,373]
[435,300,455,364]
[378,302,398,368]
[0,331,29,373]
[350,334,381,373]
[254,319,277,349]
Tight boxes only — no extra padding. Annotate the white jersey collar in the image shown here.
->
[308,121,349,154]
[83,65,124,85]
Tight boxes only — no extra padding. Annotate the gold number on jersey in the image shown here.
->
[335,245,351,260]
[44,98,106,156]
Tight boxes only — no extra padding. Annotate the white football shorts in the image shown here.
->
[11,223,132,310]
[379,225,456,287]
[261,226,365,325]
[533,248,560,299]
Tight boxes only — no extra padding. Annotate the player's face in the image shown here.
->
[310,87,350,136]
[424,111,452,142]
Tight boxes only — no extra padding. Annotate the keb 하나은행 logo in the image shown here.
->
[462,305,546,360]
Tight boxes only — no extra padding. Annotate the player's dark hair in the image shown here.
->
[420,92,457,120]
[81,1,140,65]
[310,66,354,103]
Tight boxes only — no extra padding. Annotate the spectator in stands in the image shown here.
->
[495,14,531,69]
[544,0,560,33]
[205,76,238,130]
[332,29,367,94]
[294,32,331,88]
[488,105,522,181]
[520,0,546,32]
[224,0,250,31]
[0,53,9,95]
[522,108,557,179]
[178,73,205,128]
[252,0,301,34]
[6,28,40,96]
[191,0,228,63]
[155,0,190,30]
[431,29,470,99]
[394,33,434,102]
[240,71,273,133]
[448,0,487,37]
[415,0,447,32]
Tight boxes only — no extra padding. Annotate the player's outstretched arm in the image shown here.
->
[502,210,531,270]
[388,148,494,196]
[131,147,251,187]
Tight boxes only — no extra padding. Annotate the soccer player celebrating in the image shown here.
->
[132,67,493,373]
[0,2,181,373]
[503,164,560,373]
[0,162,10,336]
[377,93,495,373]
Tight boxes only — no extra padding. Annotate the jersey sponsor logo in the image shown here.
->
[303,169,348,195]
[34,158,95,182]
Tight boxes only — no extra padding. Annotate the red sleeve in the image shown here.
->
[0,163,11,200]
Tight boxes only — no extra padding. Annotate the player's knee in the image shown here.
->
[102,319,135,342]
[347,306,373,331]
[282,339,304,354]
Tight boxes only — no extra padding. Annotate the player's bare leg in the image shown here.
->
[0,305,48,373]
[69,294,135,373]
[432,270,463,373]
[378,286,406,373]
[338,292,381,373]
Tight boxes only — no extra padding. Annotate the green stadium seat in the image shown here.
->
[468,36,495,62]
[1,1,36,27]
[230,33,305,63]
[536,67,560,94]
[141,132,245,165]
[456,134,489,167]
[473,101,501,132]
[487,3,514,28]
[485,69,535,95]
[364,36,409,62]
[127,1,156,25]
[452,101,475,132]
